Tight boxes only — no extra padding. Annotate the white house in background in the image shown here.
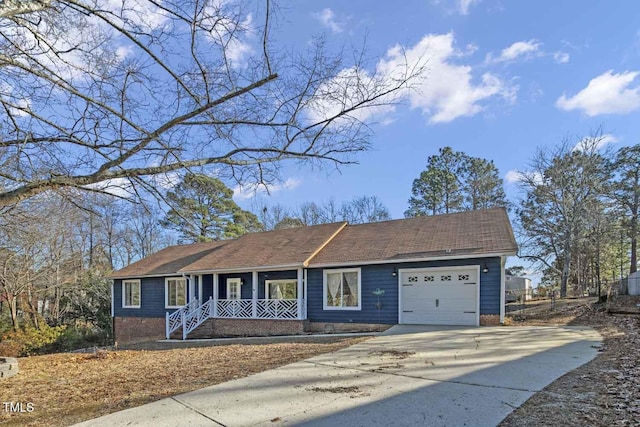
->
[505,275,532,302]
[628,271,640,296]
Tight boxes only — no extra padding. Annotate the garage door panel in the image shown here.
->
[400,268,478,326]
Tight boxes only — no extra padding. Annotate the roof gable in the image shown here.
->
[178,222,346,273]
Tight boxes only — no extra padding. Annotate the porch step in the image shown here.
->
[185,318,216,339]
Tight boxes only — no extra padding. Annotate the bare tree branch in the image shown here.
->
[0,0,426,208]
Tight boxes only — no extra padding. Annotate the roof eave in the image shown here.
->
[106,272,184,280]
[307,251,518,269]
[178,263,304,275]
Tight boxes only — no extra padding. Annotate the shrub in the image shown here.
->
[49,327,111,353]
[0,324,67,357]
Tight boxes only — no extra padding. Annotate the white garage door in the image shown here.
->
[400,267,479,326]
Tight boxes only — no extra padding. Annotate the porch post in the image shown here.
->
[212,273,219,318]
[165,312,169,340]
[189,274,196,303]
[252,271,258,318]
[297,267,303,319]
[198,275,203,304]
[500,257,506,325]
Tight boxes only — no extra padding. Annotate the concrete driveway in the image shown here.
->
[75,326,601,427]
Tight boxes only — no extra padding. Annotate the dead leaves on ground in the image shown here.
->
[0,337,367,427]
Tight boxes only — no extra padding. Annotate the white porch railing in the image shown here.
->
[165,298,199,339]
[167,298,307,340]
[216,299,304,320]
[256,299,299,319]
[216,299,253,318]
[183,297,214,339]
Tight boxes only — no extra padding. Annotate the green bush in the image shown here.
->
[0,324,67,357]
[0,311,13,339]
[49,327,111,353]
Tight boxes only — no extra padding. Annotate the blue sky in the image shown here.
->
[232,0,640,225]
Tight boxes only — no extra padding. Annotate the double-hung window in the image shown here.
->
[323,268,361,310]
[122,280,141,308]
[165,277,187,308]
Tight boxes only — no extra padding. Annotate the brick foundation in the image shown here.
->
[114,317,165,344]
[304,322,391,334]
[480,314,501,326]
[188,318,305,338]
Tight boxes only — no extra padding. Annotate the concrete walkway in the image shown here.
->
[75,326,601,427]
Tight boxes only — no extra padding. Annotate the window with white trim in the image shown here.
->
[227,278,241,300]
[323,268,361,310]
[265,280,297,300]
[122,280,141,308]
[165,277,187,308]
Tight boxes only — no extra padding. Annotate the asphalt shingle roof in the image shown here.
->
[308,207,517,266]
[107,241,227,279]
[108,208,517,278]
[178,221,347,273]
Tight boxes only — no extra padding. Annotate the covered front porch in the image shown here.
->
[167,268,306,339]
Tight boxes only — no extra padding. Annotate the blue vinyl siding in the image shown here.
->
[217,273,252,299]
[198,270,298,301]
[113,277,169,318]
[113,259,502,325]
[306,257,502,324]
[201,274,213,301]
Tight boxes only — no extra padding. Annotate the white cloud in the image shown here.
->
[504,170,522,184]
[553,51,570,64]
[313,8,343,34]
[487,39,542,63]
[506,170,544,185]
[401,33,515,123]
[85,177,135,198]
[152,171,181,190]
[556,70,640,116]
[0,82,31,117]
[205,9,255,68]
[233,178,302,200]
[522,171,543,185]
[104,0,169,32]
[457,0,481,15]
[573,133,619,151]
[309,33,515,125]
[307,65,398,125]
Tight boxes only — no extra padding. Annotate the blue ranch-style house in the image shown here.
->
[108,208,517,343]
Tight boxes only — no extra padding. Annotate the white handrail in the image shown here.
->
[183,297,214,339]
[165,298,200,339]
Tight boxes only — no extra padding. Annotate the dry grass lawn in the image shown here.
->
[0,336,368,427]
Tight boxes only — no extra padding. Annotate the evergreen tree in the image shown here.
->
[405,147,506,217]
[162,174,263,242]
